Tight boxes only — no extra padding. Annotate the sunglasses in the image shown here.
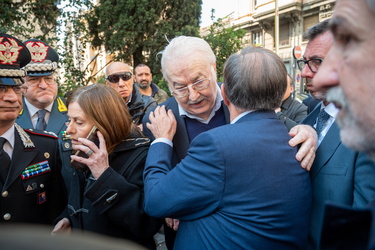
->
[106,72,132,83]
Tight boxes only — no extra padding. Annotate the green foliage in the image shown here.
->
[0,0,60,44]
[87,0,202,85]
[203,16,247,82]
[58,0,98,94]
[3,0,246,95]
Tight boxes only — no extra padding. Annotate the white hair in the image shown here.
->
[160,36,216,84]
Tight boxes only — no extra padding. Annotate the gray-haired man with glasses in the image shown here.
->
[142,35,319,249]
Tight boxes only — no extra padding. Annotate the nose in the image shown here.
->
[2,88,18,102]
[37,77,49,88]
[118,78,129,88]
[314,49,339,91]
[301,62,315,79]
[66,121,74,135]
[187,85,200,101]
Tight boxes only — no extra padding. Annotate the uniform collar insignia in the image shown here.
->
[57,97,67,112]
[15,123,35,148]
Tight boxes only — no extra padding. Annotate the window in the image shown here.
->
[279,23,290,47]
[252,30,263,47]
[303,14,319,41]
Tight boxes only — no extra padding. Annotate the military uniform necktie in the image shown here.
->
[0,137,11,183]
[36,109,47,130]
[316,108,331,136]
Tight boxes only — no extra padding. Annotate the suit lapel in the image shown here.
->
[169,98,190,160]
[46,99,68,134]
[310,122,342,179]
[170,99,229,160]
[4,130,38,190]
[16,99,34,129]
[301,104,321,126]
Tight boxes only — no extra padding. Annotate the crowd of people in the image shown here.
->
[1,0,375,248]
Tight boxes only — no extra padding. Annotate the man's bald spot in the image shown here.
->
[106,62,132,76]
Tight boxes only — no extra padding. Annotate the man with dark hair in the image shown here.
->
[0,33,66,224]
[134,64,169,104]
[313,0,375,248]
[297,19,375,249]
[105,62,156,128]
[143,46,312,249]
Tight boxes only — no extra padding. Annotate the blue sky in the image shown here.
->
[200,0,237,27]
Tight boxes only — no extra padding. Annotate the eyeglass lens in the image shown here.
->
[107,73,132,83]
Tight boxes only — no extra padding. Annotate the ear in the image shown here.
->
[221,84,230,106]
[213,62,217,72]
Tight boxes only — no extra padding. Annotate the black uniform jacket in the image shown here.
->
[64,135,161,249]
[0,125,66,224]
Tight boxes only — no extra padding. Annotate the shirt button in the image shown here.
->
[2,191,8,198]
[3,213,11,220]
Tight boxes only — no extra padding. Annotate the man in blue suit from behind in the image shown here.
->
[298,19,375,249]
[143,46,312,249]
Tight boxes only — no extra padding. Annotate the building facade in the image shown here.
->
[201,0,335,99]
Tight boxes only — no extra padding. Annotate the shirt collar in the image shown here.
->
[24,98,53,116]
[178,84,223,124]
[231,110,255,124]
[1,124,15,150]
[320,102,339,119]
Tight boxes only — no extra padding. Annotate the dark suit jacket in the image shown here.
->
[65,137,161,249]
[303,95,320,114]
[302,104,375,249]
[17,97,69,134]
[0,126,66,224]
[17,97,73,192]
[142,96,230,249]
[319,201,373,249]
[143,96,230,165]
[144,111,312,249]
[278,95,308,131]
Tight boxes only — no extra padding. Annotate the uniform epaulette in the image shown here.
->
[25,129,58,139]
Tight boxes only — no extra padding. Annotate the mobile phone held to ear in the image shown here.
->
[71,126,99,172]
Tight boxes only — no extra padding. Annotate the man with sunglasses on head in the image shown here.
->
[105,62,156,128]
[297,19,375,249]
[0,33,66,225]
